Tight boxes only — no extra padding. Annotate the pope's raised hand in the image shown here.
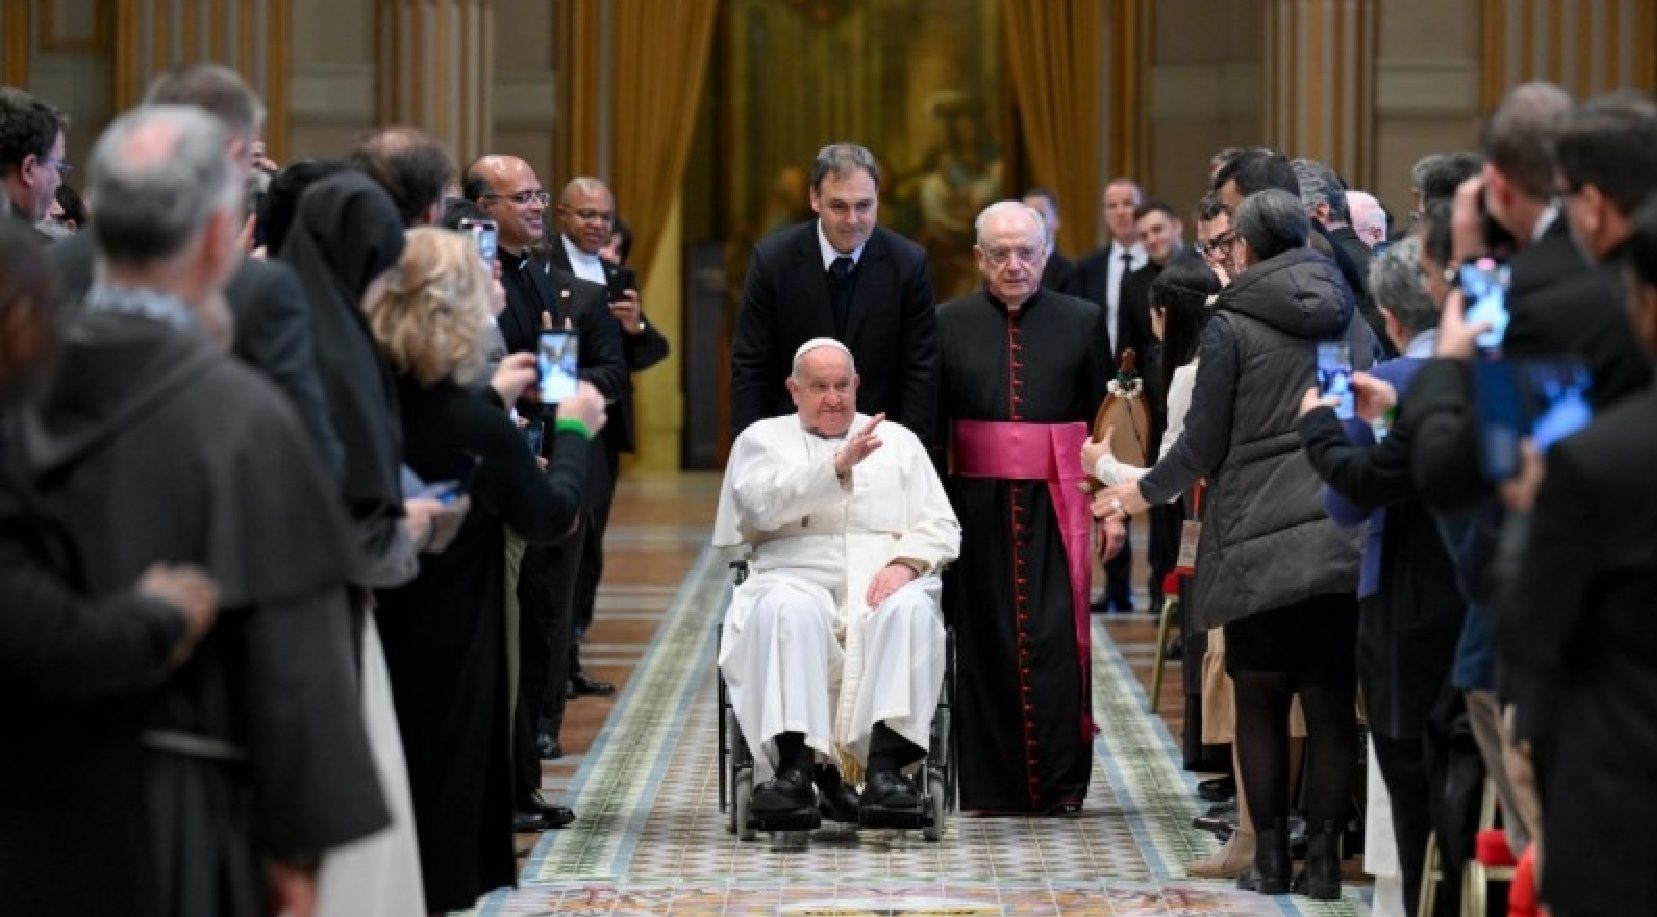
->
[833,412,885,477]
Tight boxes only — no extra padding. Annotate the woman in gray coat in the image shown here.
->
[1097,189,1371,899]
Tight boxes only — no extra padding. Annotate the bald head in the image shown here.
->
[557,176,616,255]
[465,155,547,253]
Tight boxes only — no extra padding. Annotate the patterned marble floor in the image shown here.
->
[474,522,1371,916]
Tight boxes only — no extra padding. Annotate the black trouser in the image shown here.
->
[569,442,619,674]
[1232,666,1357,831]
[1103,536,1133,608]
[512,522,583,804]
[1146,502,1180,609]
[1372,731,1435,917]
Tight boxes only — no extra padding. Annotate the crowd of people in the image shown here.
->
[1,65,661,917]
[5,57,1657,917]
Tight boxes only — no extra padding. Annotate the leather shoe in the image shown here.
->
[512,810,550,833]
[1196,775,1235,802]
[569,671,616,697]
[1192,813,1236,838]
[813,763,860,823]
[518,791,576,828]
[536,732,563,760]
[859,769,921,811]
[751,766,815,813]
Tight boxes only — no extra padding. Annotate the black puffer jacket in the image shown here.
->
[1140,246,1373,628]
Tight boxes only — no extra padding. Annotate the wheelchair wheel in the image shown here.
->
[922,769,946,841]
[733,769,757,841]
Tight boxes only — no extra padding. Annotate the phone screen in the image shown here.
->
[1459,257,1512,351]
[537,331,579,403]
[458,218,498,266]
[1473,359,1593,481]
[1316,341,1354,421]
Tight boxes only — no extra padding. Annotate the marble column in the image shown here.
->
[1265,0,1379,186]
[376,0,494,166]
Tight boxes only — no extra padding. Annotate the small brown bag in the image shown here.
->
[1083,349,1153,493]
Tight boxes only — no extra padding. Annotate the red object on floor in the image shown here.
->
[1477,828,1519,867]
[1162,572,1181,595]
[1507,843,1538,917]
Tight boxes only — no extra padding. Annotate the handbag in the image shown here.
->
[1083,349,1153,493]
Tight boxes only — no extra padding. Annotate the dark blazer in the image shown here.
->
[496,251,628,402]
[1040,250,1079,296]
[1074,244,1148,363]
[731,220,937,440]
[50,231,345,483]
[543,237,669,454]
[1501,386,1657,915]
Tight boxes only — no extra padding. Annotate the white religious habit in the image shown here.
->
[713,413,960,781]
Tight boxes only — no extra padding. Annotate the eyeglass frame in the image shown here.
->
[480,189,551,207]
[976,243,1045,267]
[1195,231,1237,260]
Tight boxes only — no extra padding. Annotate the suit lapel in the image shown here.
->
[843,229,887,345]
[794,223,836,338]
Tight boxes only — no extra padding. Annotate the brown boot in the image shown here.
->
[1186,829,1255,879]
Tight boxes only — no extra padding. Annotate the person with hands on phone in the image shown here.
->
[715,338,958,823]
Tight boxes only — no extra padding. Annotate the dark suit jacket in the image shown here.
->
[731,220,938,439]
[1501,386,1657,915]
[543,237,669,455]
[1074,245,1149,363]
[49,231,344,482]
[1041,250,1078,296]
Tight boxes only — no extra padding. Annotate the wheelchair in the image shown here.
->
[716,560,957,842]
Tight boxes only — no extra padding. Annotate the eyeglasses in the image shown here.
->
[569,207,614,224]
[482,189,550,206]
[1195,232,1236,260]
[978,244,1042,266]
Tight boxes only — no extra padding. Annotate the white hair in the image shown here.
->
[974,200,1048,252]
[791,337,856,378]
[1346,190,1387,245]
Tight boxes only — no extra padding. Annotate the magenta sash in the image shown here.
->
[953,419,1097,739]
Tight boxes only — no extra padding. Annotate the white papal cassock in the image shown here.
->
[714,413,960,779]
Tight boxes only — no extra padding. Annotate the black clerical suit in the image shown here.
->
[496,247,625,802]
[544,238,670,672]
[731,220,938,440]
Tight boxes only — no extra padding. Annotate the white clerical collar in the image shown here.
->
[1532,201,1561,244]
[817,221,865,271]
[561,235,607,284]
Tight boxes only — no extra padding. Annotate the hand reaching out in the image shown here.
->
[833,413,885,477]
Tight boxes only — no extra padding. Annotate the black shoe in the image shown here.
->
[751,766,815,814]
[1204,800,1237,819]
[569,671,616,697]
[813,764,861,823]
[1251,819,1292,895]
[1292,820,1342,900]
[536,732,563,760]
[1196,775,1235,802]
[518,791,577,828]
[859,769,922,811]
[1191,813,1236,838]
[512,810,550,832]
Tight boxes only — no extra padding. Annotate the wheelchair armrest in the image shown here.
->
[729,559,750,586]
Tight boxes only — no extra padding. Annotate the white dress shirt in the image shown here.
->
[561,235,607,285]
[817,221,866,271]
[1105,239,1147,353]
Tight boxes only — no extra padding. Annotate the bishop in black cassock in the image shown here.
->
[936,202,1109,813]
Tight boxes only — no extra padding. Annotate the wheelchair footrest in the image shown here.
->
[748,809,821,832]
[859,800,932,830]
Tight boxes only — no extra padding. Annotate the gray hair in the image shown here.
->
[89,105,239,264]
[974,200,1047,252]
[1291,158,1349,225]
[791,337,857,378]
[143,62,265,143]
[1346,190,1386,241]
[810,143,879,191]
[1368,236,1438,334]
[1233,189,1309,262]
[1481,82,1573,199]
[1411,151,1483,202]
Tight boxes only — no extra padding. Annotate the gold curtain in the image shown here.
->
[1001,0,1104,257]
[554,0,603,189]
[609,0,718,282]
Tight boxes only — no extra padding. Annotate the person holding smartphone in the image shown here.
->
[547,176,670,701]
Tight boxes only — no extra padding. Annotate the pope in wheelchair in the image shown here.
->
[714,338,960,825]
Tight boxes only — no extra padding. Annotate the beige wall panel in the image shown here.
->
[290,123,371,160]
[490,125,556,176]
[1372,116,1479,218]
[291,0,372,67]
[29,51,116,171]
[1377,0,1480,58]
[492,0,552,69]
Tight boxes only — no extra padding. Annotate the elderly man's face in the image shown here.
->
[975,210,1047,308]
[1137,210,1183,265]
[1103,182,1139,243]
[811,168,878,255]
[786,346,859,438]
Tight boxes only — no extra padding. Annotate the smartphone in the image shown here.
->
[411,452,481,504]
[1316,341,1355,421]
[537,331,579,403]
[458,217,499,266]
[1473,359,1593,481]
[1459,257,1512,351]
[523,419,545,456]
[607,266,637,304]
